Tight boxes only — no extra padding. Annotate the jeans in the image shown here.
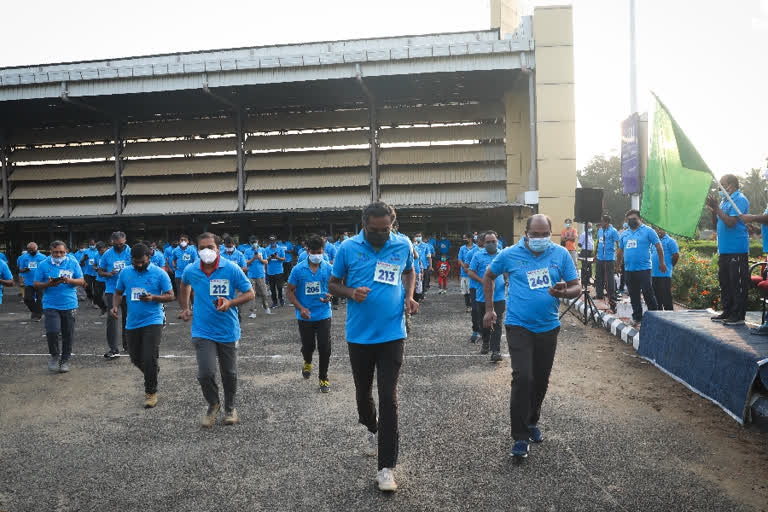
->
[268,273,284,304]
[652,277,674,311]
[193,337,238,411]
[126,324,163,394]
[594,260,616,300]
[469,288,480,333]
[104,293,127,353]
[24,285,42,316]
[477,300,505,353]
[626,270,658,322]
[348,339,404,470]
[298,318,332,381]
[718,253,749,320]
[44,308,77,361]
[506,325,559,440]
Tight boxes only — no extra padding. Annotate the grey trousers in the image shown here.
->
[44,308,77,361]
[192,337,238,411]
[104,293,127,353]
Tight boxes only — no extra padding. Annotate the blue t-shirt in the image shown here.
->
[283,241,294,263]
[469,249,505,303]
[464,246,480,288]
[150,250,165,269]
[652,235,680,278]
[18,252,47,283]
[0,260,12,304]
[98,246,132,294]
[762,206,768,254]
[620,225,660,272]
[172,246,198,275]
[332,231,414,344]
[324,241,337,263]
[717,190,750,254]
[243,247,266,279]
[0,252,6,263]
[34,257,83,310]
[221,249,247,269]
[163,246,175,268]
[596,226,620,261]
[414,243,430,272]
[95,253,106,282]
[182,258,252,343]
[81,247,100,276]
[263,245,285,276]
[437,239,451,255]
[288,260,333,321]
[237,243,250,253]
[427,238,437,252]
[489,240,579,333]
[116,264,173,329]
[458,244,476,277]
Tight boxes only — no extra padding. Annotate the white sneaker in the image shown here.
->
[363,431,377,457]
[375,468,397,492]
[248,312,258,319]
[265,307,273,315]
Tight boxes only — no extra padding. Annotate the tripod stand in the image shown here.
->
[559,253,600,326]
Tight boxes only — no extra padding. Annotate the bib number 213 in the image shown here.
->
[374,262,400,286]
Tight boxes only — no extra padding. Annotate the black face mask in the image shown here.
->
[29,250,37,256]
[134,264,149,272]
[628,219,641,229]
[365,230,389,248]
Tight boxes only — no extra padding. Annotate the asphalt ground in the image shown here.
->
[0,284,766,512]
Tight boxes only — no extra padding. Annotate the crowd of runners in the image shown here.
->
[0,202,581,491]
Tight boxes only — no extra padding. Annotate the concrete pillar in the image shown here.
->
[503,82,531,203]
[533,5,576,243]
[490,0,522,37]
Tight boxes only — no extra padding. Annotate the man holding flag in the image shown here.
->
[741,205,768,335]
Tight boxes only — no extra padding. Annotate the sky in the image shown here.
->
[0,0,766,176]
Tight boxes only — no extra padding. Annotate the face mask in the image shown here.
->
[252,242,259,249]
[622,222,629,229]
[414,237,422,243]
[441,257,447,262]
[199,248,217,264]
[628,219,641,229]
[565,223,572,228]
[365,230,389,248]
[270,241,277,247]
[343,235,349,241]
[89,245,95,250]
[134,263,149,272]
[473,235,478,241]
[586,227,592,232]
[180,241,188,248]
[308,254,323,264]
[51,256,66,265]
[225,247,235,253]
[527,236,551,253]
[29,250,37,256]
[718,190,728,200]
[485,242,498,254]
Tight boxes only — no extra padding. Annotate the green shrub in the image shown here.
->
[678,240,764,258]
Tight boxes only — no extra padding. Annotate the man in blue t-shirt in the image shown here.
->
[180,232,254,428]
[0,259,15,306]
[286,235,334,393]
[281,238,295,282]
[18,242,47,320]
[243,236,271,317]
[99,232,133,357]
[651,228,680,311]
[464,235,484,343]
[113,243,175,409]
[482,214,580,459]
[618,210,666,324]
[329,202,418,492]
[80,239,100,307]
[413,232,431,302]
[707,174,751,325]
[458,234,475,313]
[740,206,768,334]
[468,231,506,362]
[595,215,620,307]
[172,234,198,290]
[436,235,451,257]
[264,235,286,308]
[33,241,86,373]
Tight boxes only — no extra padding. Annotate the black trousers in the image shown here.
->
[423,269,431,291]
[83,275,95,300]
[718,253,749,321]
[626,270,658,322]
[282,261,294,283]
[268,274,284,304]
[126,324,163,394]
[348,339,404,470]
[469,288,480,333]
[92,280,107,312]
[652,277,674,311]
[477,300,505,352]
[23,285,42,316]
[506,325,559,440]
[594,260,616,300]
[298,318,332,381]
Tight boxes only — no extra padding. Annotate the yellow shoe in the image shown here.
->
[223,408,239,425]
[200,403,220,428]
[319,380,330,393]
[144,393,158,408]
[302,362,312,379]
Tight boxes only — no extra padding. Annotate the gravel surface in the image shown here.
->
[0,286,766,512]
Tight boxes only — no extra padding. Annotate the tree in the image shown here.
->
[576,155,631,227]
[740,167,767,216]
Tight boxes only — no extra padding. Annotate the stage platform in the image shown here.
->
[637,311,768,424]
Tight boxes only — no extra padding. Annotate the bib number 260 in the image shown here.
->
[527,268,550,290]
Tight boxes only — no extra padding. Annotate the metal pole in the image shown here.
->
[355,64,378,202]
[629,0,640,210]
[236,110,245,212]
[527,68,537,192]
[0,142,9,218]
[113,121,123,215]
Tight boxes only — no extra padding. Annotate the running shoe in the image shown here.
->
[528,425,543,443]
[58,360,70,373]
[470,332,479,343]
[200,403,220,428]
[144,393,158,408]
[722,317,745,326]
[265,307,273,315]
[48,357,59,372]
[248,312,258,319]
[104,351,119,360]
[490,352,503,363]
[223,408,239,425]
[270,303,278,309]
[302,362,312,379]
[710,312,729,322]
[363,430,377,457]
[375,468,397,492]
[319,379,330,393]
[510,440,530,458]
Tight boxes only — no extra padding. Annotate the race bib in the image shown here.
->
[599,237,605,244]
[130,287,148,301]
[625,239,638,249]
[527,268,551,290]
[88,258,95,265]
[209,279,230,296]
[28,262,37,269]
[305,281,321,295]
[182,254,191,261]
[113,261,126,272]
[374,261,400,286]
[58,270,73,279]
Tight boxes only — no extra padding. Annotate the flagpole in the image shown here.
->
[711,172,743,215]
[629,0,640,210]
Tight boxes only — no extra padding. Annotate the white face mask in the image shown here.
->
[180,241,188,248]
[51,256,66,265]
[199,248,217,264]
[225,246,235,253]
[414,237,422,243]
[308,254,323,264]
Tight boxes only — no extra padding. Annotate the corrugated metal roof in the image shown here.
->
[378,164,506,185]
[11,181,115,200]
[379,144,505,166]
[122,156,235,177]
[247,110,369,133]
[379,102,503,125]
[245,168,369,191]
[245,130,369,151]
[122,195,238,215]
[10,163,114,181]
[123,175,237,196]
[245,149,369,171]
[11,198,116,218]
[123,137,237,158]
[122,118,235,139]
[9,125,113,146]
[379,123,504,144]
[381,184,507,206]
[11,143,114,163]
[246,189,369,211]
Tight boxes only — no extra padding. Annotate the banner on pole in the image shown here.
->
[621,113,640,195]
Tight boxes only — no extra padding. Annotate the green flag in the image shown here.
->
[640,94,713,238]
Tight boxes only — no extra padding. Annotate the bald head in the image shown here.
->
[26,242,38,253]
[525,214,553,236]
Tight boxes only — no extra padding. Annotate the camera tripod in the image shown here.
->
[559,284,601,326]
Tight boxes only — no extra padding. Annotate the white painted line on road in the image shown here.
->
[0,352,509,360]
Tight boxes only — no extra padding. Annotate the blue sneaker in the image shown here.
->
[510,440,529,458]
[470,332,479,343]
[528,425,543,443]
